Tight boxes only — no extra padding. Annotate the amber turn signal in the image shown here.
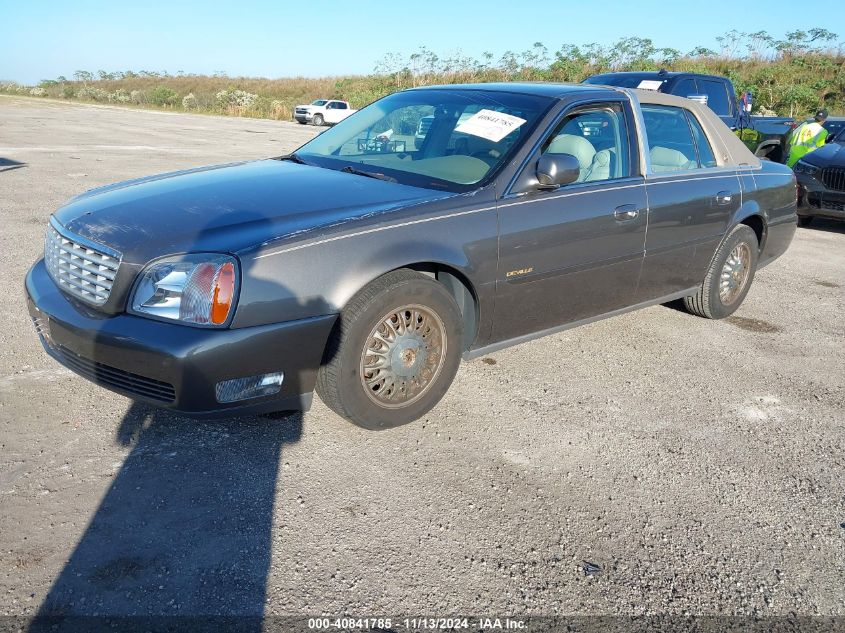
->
[211,262,236,325]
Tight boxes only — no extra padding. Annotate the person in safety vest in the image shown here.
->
[786,109,829,167]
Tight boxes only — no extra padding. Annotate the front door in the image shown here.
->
[493,101,648,342]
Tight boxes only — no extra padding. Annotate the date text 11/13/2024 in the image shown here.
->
[307,617,527,630]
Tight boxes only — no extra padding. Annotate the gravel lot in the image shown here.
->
[0,95,843,623]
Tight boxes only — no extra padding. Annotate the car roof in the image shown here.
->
[587,71,714,80]
[407,82,615,99]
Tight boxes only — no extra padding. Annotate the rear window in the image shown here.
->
[698,80,732,117]
[673,78,697,97]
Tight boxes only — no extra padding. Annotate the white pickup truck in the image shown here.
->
[294,99,356,126]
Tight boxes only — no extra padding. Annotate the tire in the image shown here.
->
[683,224,759,320]
[316,269,463,430]
[311,113,324,126]
[797,215,814,227]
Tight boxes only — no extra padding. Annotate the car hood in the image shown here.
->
[801,141,845,167]
[52,159,448,264]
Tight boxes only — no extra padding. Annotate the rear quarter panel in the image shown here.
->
[742,161,797,267]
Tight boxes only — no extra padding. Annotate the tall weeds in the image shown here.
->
[2,30,842,120]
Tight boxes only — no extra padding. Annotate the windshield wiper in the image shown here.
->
[340,165,396,182]
[281,153,309,165]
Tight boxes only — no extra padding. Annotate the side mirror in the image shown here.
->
[536,153,580,188]
[686,94,709,106]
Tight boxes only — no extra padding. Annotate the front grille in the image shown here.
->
[44,219,121,306]
[53,344,176,403]
[821,167,845,192]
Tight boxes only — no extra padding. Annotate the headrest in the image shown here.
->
[650,146,692,167]
[547,134,596,168]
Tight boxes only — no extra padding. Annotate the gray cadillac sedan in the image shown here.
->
[26,84,797,429]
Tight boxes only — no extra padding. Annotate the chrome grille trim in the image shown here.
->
[31,316,48,338]
[44,217,122,306]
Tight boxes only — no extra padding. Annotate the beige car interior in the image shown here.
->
[545,133,614,182]
[649,146,698,172]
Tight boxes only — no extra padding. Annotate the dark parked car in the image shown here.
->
[822,116,845,140]
[794,124,845,226]
[583,71,795,162]
[26,84,797,429]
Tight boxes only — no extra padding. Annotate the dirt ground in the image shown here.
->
[0,95,843,624]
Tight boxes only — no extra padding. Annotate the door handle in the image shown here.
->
[613,204,640,221]
[716,191,733,205]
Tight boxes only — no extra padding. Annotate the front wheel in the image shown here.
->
[316,269,463,429]
[311,113,324,126]
[683,224,759,319]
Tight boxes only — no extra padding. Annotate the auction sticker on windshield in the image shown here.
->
[454,109,527,142]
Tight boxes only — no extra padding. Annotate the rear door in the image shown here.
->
[493,99,648,341]
[638,104,741,301]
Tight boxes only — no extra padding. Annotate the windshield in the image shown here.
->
[583,74,666,89]
[312,100,328,106]
[826,120,845,142]
[294,89,553,192]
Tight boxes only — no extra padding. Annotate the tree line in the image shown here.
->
[2,29,842,120]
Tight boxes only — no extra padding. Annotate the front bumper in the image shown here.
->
[796,172,845,220]
[294,111,313,123]
[26,259,337,418]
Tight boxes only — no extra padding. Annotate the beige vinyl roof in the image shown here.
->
[620,88,761,170]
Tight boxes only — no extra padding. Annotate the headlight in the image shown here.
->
[794,160,820,175]
[130,254,238,326]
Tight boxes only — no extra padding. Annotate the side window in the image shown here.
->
[674,78,697,97]
[699,80,731,117]
[327,102,338,109]
[642,105,699,173]
[541,103,630,183]
[336,102,348,110]
[685,112,718,167]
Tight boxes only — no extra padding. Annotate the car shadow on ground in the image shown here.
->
[28,209,339,631]
[31,406,303,631]
[0,157,26,173]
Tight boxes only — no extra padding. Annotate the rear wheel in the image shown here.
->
[311,113,324,126]
[316,269,463,429]
[683,224,759,319]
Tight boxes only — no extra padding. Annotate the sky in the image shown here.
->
[1,0,843,84]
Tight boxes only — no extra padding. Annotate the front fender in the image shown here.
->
[230,200,499,330]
